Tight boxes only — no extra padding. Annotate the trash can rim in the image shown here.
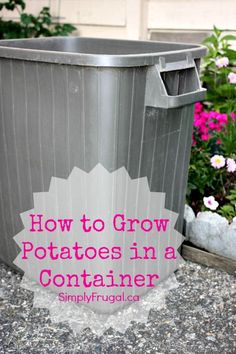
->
[0,36,207,67]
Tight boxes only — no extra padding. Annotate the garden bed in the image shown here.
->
[185,27,236,272]
[182,241,236,275]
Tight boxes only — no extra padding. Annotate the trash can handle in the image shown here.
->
[145,57,206,109]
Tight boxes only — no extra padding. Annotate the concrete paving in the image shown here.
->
[0,261,235,354]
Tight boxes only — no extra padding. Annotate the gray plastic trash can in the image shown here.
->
[0,37,206,269]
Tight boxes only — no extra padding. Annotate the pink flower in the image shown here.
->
[208,122,218,130]
[226,158,236,173]
[216,125,222,132]
[203,196,219,210]
[192,107,236,146]
[209,111,217,119]
[194,117,205,127]
[231,112,236,120]
[217,113,227,125]
[228,72,236,84]
[215,57,229,68]
[200,126,209,134]
[201,112,210,121]
[195,102,203,113]
[210,155,225,169]
[201,133,210,141]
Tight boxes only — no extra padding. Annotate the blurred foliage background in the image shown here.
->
[0,0,76,38]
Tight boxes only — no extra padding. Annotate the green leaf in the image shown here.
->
[219,205,235,214]
[15,0,26,11]
[5,3,16,11]
[222,34,236,41]
[20,13,33,26]
[225,48,236,61]
[203,35,218,47]
[213,26,223,37]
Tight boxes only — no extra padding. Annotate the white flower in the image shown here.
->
[226,158,236,173]
[203,196,219,211]
[210,155,225,169]
[215,57,229,68]
[228,72,236,84]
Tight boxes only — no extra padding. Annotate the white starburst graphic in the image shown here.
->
[13,164,184,332]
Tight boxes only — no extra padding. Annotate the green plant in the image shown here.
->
[219,116,236,156]
[218,186,236,221]
[202,26,236,113]
[186,27,236,219]
[187,145,235,213]
[0,0,76,39]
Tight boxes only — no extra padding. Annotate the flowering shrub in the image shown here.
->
[187,27,236,221]
[201,26,236,113]
[188,103,236,220]
[192,102,236,155]
[0,1,76,39]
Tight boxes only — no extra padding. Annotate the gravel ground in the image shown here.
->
[0,260,235,354]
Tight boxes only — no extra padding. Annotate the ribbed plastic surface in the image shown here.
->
[0,37,206,270]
